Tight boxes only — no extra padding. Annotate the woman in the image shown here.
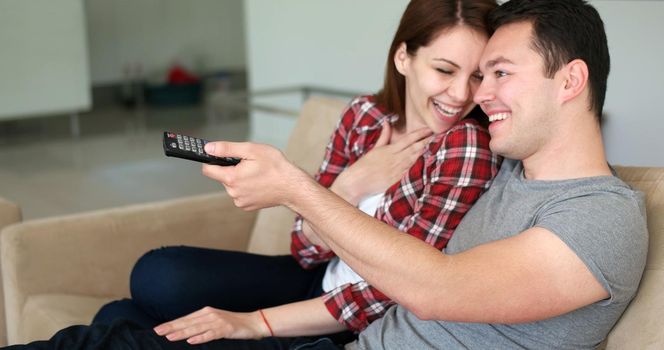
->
[145,0,500,345]
[8,0,500,349]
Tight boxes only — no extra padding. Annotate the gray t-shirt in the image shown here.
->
[348,159,648,350]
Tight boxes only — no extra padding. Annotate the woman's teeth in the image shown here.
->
[433,101,462,118]
[489,112,510,122]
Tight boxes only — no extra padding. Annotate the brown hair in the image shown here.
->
[375,0,497,128]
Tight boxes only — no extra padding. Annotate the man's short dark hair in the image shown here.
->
[490,0,610,122]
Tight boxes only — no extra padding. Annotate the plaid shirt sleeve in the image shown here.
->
[322,120,501,332]
[290,98,364,269]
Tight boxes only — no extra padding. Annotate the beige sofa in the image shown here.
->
[2,97,663,349]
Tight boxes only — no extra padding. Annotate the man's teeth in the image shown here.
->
[489,112,510,122]
[433,101,462,117]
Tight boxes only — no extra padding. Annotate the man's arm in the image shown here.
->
[202,141,608,324]
[293,179,608,323]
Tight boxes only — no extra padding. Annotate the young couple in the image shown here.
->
[7,0,647,349]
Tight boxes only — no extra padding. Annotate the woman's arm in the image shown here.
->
[294,121,432,258]
[291,96,431,267]
[317,122,500,331]
[290,99,357,265]
[154,297,346,344]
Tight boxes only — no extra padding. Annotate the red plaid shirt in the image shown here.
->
[290,95,500,332]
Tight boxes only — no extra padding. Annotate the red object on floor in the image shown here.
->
[167,64,199,84]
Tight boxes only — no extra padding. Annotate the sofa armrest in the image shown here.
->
[1,192,256,340]
[0,197,21,346]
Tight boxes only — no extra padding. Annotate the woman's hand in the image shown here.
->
[331,122,433,205]
[153,307,268,344]
[154,298,345,344]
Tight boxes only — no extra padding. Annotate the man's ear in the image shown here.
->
[559,59,589,103]
[393,42,409,75]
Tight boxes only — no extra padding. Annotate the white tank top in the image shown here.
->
[321,192,384,292]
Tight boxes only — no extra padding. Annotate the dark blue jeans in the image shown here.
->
[80,246,355,349]
[4,319,345,350]
[93,246,328,328]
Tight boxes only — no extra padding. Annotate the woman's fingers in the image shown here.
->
[187,330,219,345]
[375,120,392,147]
[154,307,263,344]
[394,135,433,168]
[392,127,433,151]
[165,319,211,341]
[154,307,211,335]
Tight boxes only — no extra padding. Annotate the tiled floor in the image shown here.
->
[0,103,249,220]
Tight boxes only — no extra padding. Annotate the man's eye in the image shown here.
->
[471,72,483,81]
[495,70,508,78]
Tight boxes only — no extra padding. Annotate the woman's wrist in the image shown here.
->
[330,175,360,205]
[253,310,274,338]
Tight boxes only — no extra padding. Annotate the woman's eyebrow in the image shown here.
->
[433,58,460,69]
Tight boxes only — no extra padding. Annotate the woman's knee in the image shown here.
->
[130,246,192,302]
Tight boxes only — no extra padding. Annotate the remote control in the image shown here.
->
[163,131,241,166]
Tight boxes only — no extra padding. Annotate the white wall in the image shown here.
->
[245,0,407,93]
[244,0,409,148]
[245,0,664,166]
[85,0,246,85]
[0,0,90,120]
[591,1,664,167]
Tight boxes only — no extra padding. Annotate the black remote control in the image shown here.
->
[163,131,241,166]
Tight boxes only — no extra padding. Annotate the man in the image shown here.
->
[200,0,647,348]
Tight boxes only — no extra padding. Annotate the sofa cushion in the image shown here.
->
[605,166,664,349]
[247,96,347,255]
[18,294,112,344]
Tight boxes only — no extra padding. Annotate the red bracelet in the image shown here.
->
[258,309,274,337]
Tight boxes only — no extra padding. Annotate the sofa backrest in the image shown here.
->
[0,198,21,231]
[247,96,348,255]
[603,166,664,349]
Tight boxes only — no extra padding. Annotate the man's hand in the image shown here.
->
[153,307,268,344]
[202,142,312,210]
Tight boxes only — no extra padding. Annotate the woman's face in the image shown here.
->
[395,26,487,133]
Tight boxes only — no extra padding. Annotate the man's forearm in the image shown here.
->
[300,220,330,250]
[287,175,449,315]
[299,175,367,249]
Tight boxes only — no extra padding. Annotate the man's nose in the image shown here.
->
[473,78,494,105]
